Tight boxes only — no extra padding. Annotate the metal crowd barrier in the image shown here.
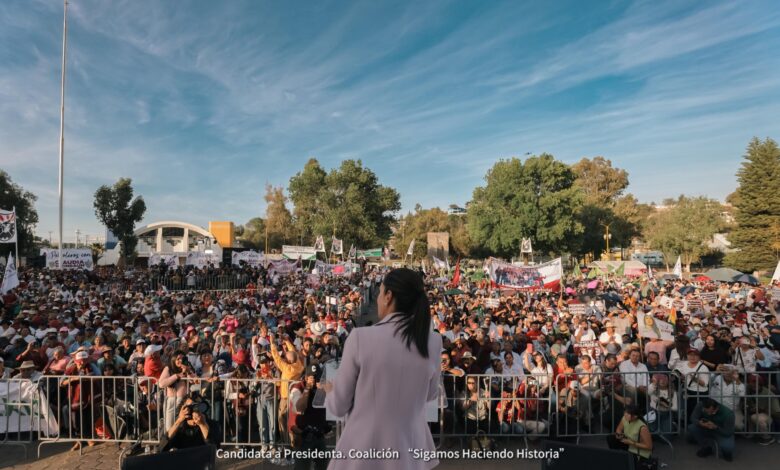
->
[683,370,780,438]
[552,370,681,450]
[5,368,774,457]
[149,275,253,292]
[0,378,38,458]
[36,375,165,457]
[437,373,552,445]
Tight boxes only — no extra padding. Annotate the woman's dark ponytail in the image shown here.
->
[382,268,431,358]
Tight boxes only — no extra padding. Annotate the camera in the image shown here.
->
[184,401,209,415]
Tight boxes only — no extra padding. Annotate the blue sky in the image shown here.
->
[1,0,779,243]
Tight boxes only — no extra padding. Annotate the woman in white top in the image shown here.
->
[673,348,709,421]
[524,351,553,396]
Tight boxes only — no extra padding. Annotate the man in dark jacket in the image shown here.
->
[688,397,735,461]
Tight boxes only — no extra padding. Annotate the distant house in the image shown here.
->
[447,205,467,216]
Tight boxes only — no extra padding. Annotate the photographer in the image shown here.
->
[163,394,219,451]
[289,364,330,470]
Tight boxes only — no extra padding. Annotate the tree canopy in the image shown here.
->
[725,137,780,272]
[571,157,645,258]
[93,178,146,265]
[644,196,725,271]
[397,205,475,259]
[0,170,38,258]
[467,154,583,258]
[288,159,400,248]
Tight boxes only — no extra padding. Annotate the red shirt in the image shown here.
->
[144,356,163,380]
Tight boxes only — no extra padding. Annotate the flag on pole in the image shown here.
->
[0,209,17,243]
[673,256,682,278]
[406,239,415,257]
[1,253,19,294]
[572,263,582,278]
[450,257,461,287]
[348,245,356,259]
[314,236,326,253]
[772,260,780,283]
[615,262,625,277]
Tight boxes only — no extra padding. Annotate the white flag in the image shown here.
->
[406,239,415,256]
[0,209,17,244]
[1,253,19,294]
[672,256,682,278]
[348,245,356,259]
[772,260,780,283]
[314,235,326,253]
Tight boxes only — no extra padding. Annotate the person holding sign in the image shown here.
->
[323,268,442,470]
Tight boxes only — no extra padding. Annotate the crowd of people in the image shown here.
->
[1,260,779,467]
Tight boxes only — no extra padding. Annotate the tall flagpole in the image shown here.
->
[57,0,68,269]
[13,206,18,262]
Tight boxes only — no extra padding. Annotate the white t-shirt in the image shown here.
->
[618,361,649,388]
[709,375,745,412]
[674,361,710,392]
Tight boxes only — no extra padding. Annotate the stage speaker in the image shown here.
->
[540,440,635,470]
[121,445,216,470]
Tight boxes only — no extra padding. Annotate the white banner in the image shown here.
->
[432,256,448,270]
[0,253,19,294]
[0,380,58,436]
[487,257,562,291]
[185,252,220,268]
[637,313,675,341]
[331,237,343,255]
[148,253,180,269]
[231,250,265,267]
[269,259,299,275]
[41,248,94,270]
[282,245,317,261]
[314,236,326,253]
[0,208,17,244]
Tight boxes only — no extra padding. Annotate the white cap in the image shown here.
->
[144,344,163,357]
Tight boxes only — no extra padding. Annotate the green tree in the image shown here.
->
[572,157,641,258]
[289,159,401,248]
[236,217,266,251]
[264,184,296,250]
[467,154,583,258]
[0,170,39,258]
[644,196,725,271]
[93,178,146,266]
[725,137,780,272]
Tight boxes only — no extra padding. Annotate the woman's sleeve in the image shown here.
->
[325,329,360,418]
[427,334,444,402]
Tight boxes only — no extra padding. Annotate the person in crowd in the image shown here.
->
[700,334,730,371]
[269,332,305,447]
[709,365,745,432]
[162,393,219,451]
[647,373,678,436]
[674,348,710,422]
[159,351,199,431]
[687,398,735,461]
[744,374,780,445]
[290,363,330,470]
[606,404,654,467]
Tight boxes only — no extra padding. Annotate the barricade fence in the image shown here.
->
[1,369,777,453]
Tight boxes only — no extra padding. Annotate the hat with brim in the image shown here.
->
[18,361,37,370]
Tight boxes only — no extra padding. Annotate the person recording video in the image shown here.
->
[163,393,219,451]
[290,363,331,470]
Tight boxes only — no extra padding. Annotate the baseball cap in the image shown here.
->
[305,363,323,380]
[75,351,89,360]
[144,344,163,357]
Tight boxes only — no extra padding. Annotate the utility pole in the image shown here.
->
[57,0,68,269]
[602,223,612,261]
[75,229,80,248]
